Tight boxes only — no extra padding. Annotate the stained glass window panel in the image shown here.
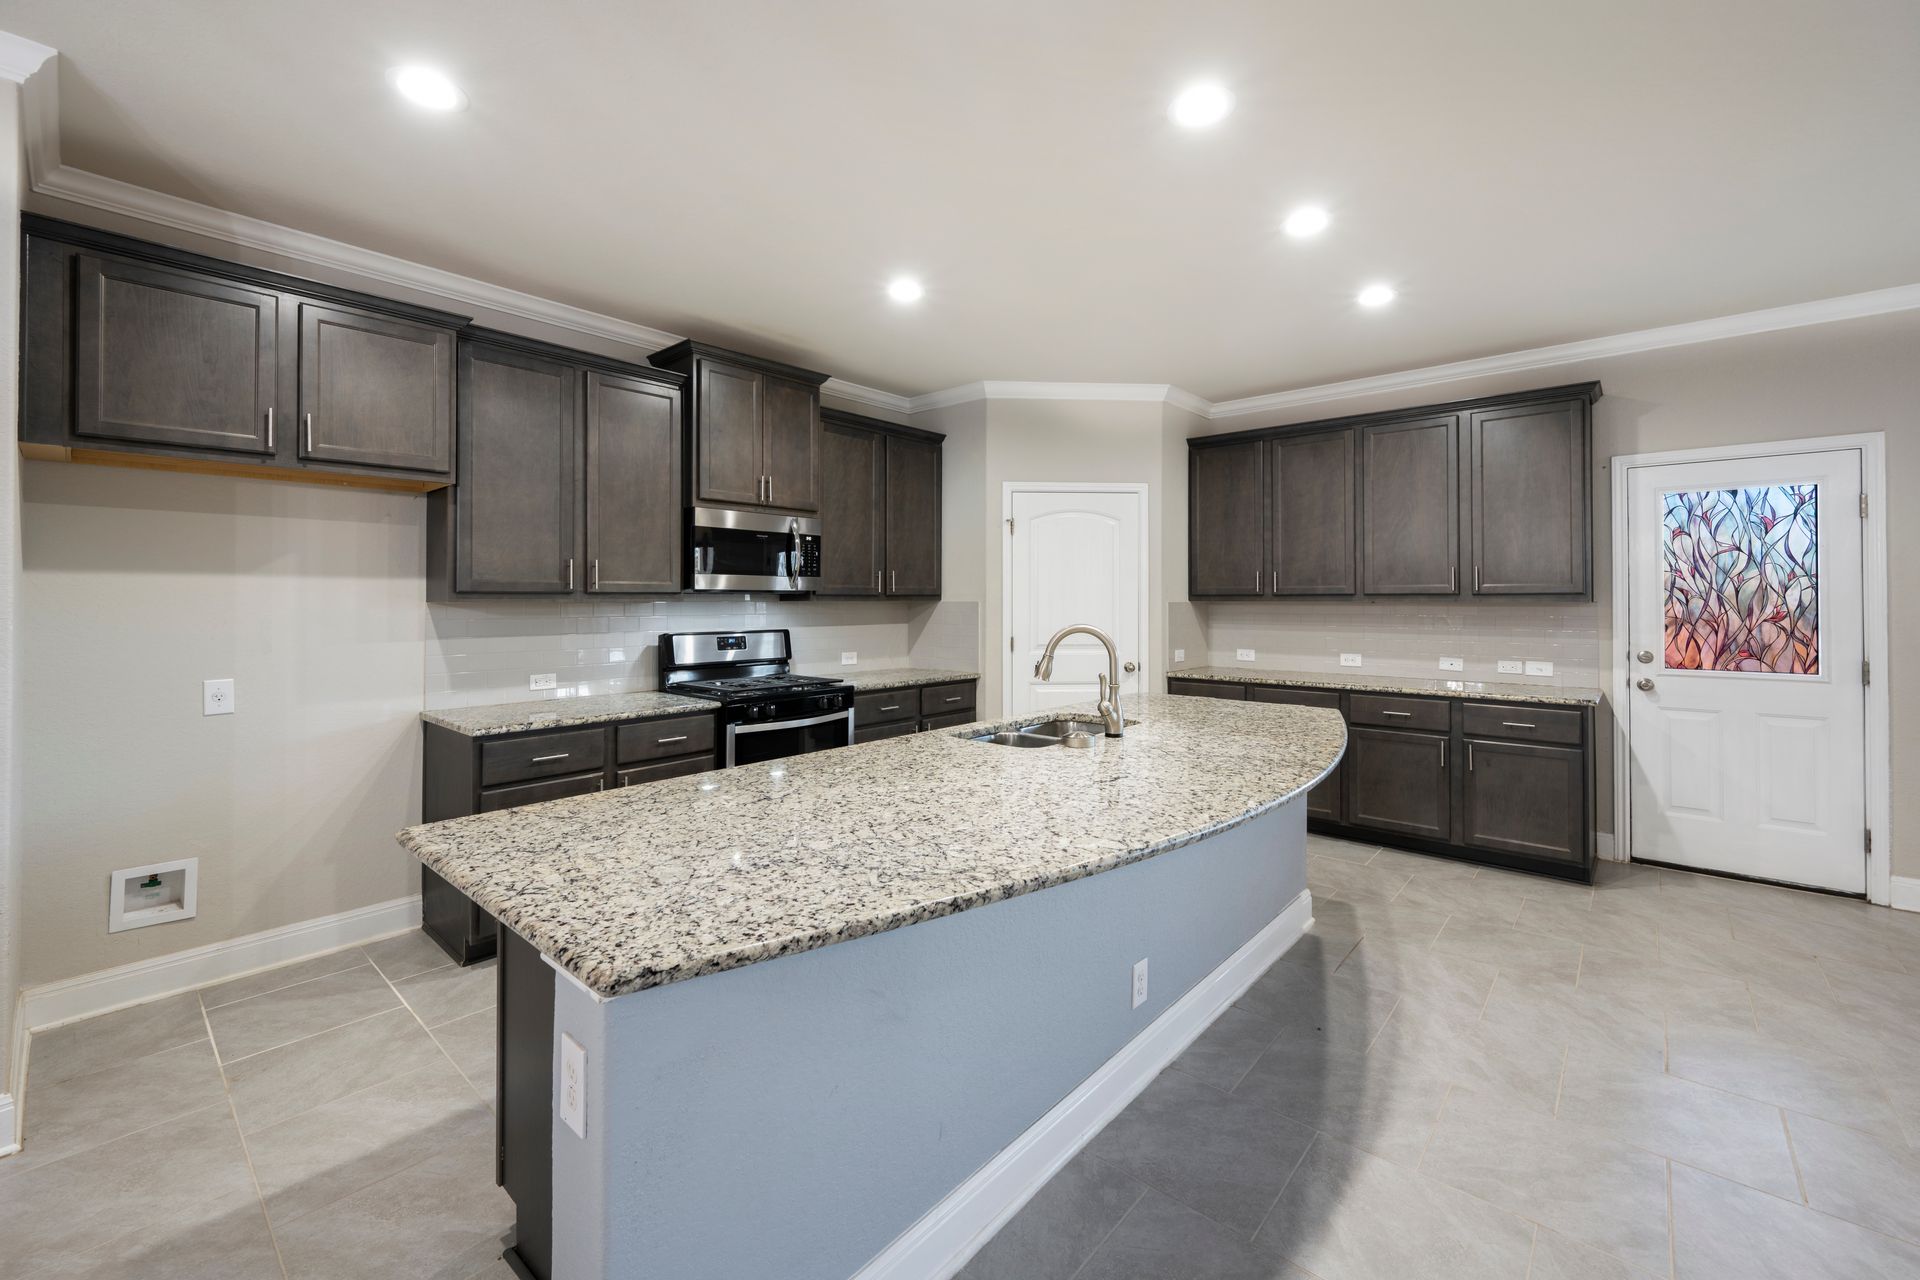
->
[1662,485,1818,674]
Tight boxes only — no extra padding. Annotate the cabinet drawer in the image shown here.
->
[1348,693,1449,732]
[1249,686,1341,711]
[855,720,919,744]
[920,682,976,717]
[855,690,918,726]
[921,709,977,731]
[616,755,713,787]
[1167,679,1247,700]
[1461,702,1582,746]
[615,714,716,764]
[477,771,605,812]
[479,728,607,787]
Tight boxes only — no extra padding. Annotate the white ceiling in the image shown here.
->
[5,0,1918,400]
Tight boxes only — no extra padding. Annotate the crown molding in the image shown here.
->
[903,380,1213,415]
[1205,285,1920,420]
[0,31,54,84]
[819,378,914,415]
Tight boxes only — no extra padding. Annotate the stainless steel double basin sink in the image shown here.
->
[970,717,1116,749]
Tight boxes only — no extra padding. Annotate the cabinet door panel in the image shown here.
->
[73,254,276,454]
[296,301,454,474]
[695,361,764,507]
[1361,416,1459,595]
[762,374,820,511]
[1347,726,1451,838]
[585,371,681,592]
[1190,441,1266,596]
[1249,686,1344,820]
[1464,739,1585,863]
[1270,429,1357,595]
[456,344,578,594]
[818,422,885,595]
[885,434,942,595]
[1469,399,1589,595]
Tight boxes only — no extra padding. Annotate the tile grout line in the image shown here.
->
[1243,1129,1321,1265]
[1666,1159,1676,1280]
[200,952,387,1013]
[1058,1172,1148,1280]
[1550,1044,1569,1118]
[1779,1109,1810,1205]
[1522,1222,1539,1280]
[214,1000,413,1071]
[376,950,494,1108]
[197,991,292,1280]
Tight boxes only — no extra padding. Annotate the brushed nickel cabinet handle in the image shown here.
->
[943,695,962,703]
[879,704,901,712]
[1449,565,1457,593]
[890,570,897,593]
[1474,564,1482,592]
[1440,740,1448,769]
[265,407,274,449]
[656,735,688,744]
[875,569,883,592]
[1468,743,1475,771]
[595,779,604,791]
[303,412,314,454]
[1501,721,1536,729]
[530,753,569,763]
[566,558,575,591]
[590,560,600,591]
[1382,710,1412,717]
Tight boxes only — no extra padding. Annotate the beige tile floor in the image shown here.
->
[7,842,1920,1280]
[961,836,1920,1280]
[0,930,513,1280]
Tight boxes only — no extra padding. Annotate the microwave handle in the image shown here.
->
[788,519,801,588]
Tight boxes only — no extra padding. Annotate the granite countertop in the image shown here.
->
[1170,666,1602,707]
[834,668,980,692]
[421,691,718,738]
[398,692,1343,998]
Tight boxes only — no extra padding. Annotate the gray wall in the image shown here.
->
[0,77,23,1109]
[551,801,1308,1280]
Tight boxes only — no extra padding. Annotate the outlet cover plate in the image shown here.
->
[1525,660,1554,677]
[529,673,558,691]
[1340,653,1363,668]
[1438,657,1464,672]
[1173,648,1186,663]
[202,678,234,716]
[840,652,857,665]
[559,1032,587,1139]
[1132,958,1149,1009]
[1497,659,1524,675]
[1235,648,1256,662]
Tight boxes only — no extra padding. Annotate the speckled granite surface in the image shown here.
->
[422,691,717,738]
[834,668,980,692]
[398,692,1341,997]
[1170,666,1602,706]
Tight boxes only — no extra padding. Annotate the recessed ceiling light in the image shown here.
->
[1283,205,1330,238]
[390,65,467,112]
[1356,283,1397,308]
[886,276,925,305]
[1169,81,1232,129]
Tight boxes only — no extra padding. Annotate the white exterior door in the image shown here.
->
[1625,448,1866,892]
[1006,486,1146,719]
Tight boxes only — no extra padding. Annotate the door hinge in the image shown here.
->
[1863,658,1872,686]
[1866,828,1873,854]
[1860,492,1869,518]
[1006,517,1015,534]
[1009,635,1015,652]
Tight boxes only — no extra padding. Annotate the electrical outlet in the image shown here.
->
[1132,958,1149,1009]
[1235,648,1256,662]
[529,673,558,691]
[1438,657,1464,672]
[1497,659,1524,675]
[202,678,234,716]
[1173,648,1186,663]
[840,651,857,665]
[1525,660,1554,677]
[559,1033,587,1139]
[1340,653,1363,668]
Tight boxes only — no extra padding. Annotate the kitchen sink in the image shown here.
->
[969,717,1125,748]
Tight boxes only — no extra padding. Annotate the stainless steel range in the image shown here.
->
[659,629,853,767]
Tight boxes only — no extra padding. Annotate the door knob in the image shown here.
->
[1636,677,1655,692]
[1636,650,1655,664]
[1123,661,1137,674]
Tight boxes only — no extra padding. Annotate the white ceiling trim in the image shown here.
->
[905,381,1211,415]
[0,32,54,84]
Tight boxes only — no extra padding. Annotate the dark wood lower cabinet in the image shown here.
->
[498,926,554,1280]
[1167,677,1594,881]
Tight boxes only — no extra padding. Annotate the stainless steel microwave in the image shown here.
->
[687,506,823,592]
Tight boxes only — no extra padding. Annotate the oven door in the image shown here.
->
[725,709,854,767]
[689,507,822,592]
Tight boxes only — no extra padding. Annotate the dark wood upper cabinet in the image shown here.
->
[431,332,686,599]
[585,371,681,594]
[817,409,945,598]
[1468,398,1590,595]
[1360,415,1460,595]
[884,433,942,596]
[649,341,829,515]
[1269,428,1357,596]
[450,342,579,595]
[762,375,820,512]
[296,301,454,474]
[694,361,765,507]
[1190,439,1266,596]
[72,253,277,455]
[1346,726,1451,840]
[819,419,885,596]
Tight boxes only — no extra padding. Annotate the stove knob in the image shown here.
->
[743,703,764,722]
[824,693,844,711]
[759,703,778,721]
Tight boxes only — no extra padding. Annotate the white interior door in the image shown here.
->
[1006,486,1146,719]
[1625,448,1866,892]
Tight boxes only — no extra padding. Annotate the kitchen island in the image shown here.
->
[398,692,1342,1280]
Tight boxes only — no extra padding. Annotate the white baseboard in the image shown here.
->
[0,1093,16,1158]
[851,888,1314,1280]
[19,894,421,1034]
[1892,876,1920,914]
[1596,832,1620,862]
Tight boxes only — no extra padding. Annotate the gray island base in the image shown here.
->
[399,694,1340,1279]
